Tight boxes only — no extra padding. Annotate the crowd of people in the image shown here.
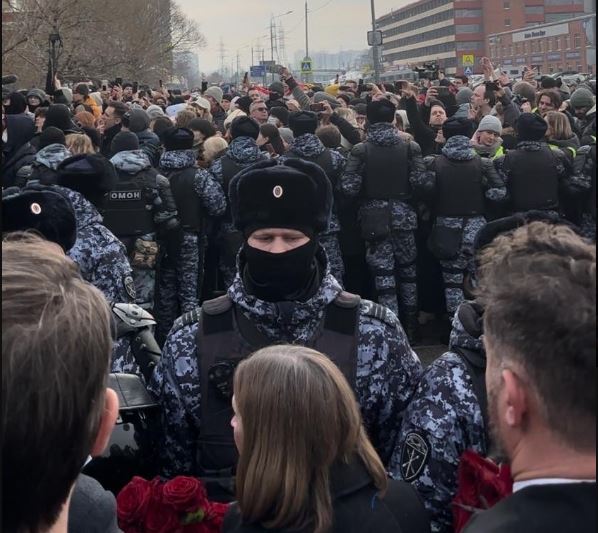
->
[2,58,596,533]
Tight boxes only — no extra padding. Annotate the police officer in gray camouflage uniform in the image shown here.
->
[155,127,227,345]
[284,110,347,285]
[148,158,423,490]
[423,116,506,316]
[341,98,427,341]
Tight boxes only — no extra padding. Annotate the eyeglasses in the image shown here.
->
[255,107,268,112]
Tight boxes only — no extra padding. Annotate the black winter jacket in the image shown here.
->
[222,460,430,533]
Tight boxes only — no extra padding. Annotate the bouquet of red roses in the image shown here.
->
[452,450,513,533]
[117,475,229,533]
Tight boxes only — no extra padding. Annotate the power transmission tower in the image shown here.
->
[278,24,287,66]
[218,37,227,79]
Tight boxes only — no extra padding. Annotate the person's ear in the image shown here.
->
[90,388,119,457]
[502,368,528,428]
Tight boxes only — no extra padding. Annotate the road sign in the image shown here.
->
[464,66,473,75]
[250,65,266,77]
[367,30,383,46]
[462,54,475,67]
[301,57,313,73]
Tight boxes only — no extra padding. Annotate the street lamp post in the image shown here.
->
[46,28,62,95]
[370,0,381,83]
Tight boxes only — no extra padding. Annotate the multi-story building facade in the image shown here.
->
[376,0,594,76]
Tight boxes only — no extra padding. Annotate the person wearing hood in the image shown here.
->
[2,111,36,187]
[17,126,72,187]
[4,91,28,116]
[423,116,506,316]
[26,88,47,115]
[284,110,347,286]
[147,157,423,487]
[209,116,269,288]
[204,86,227,133]
[266,81,287,110]
[121,108,162,168]
[471,115,504,160]
[155,127,227,345]
[103,131,179,314]
[341,98,428,342]
[494,113,581,219]
[73,83,101,119]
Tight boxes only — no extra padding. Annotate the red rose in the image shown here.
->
[144,499,181,533]
[117,476,152,528]
[453,450,513,533]
[206,502,230,530]
[163,476,208,513]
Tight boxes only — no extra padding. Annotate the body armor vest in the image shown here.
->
[434,156,485,217]
[505,148,560,212]
[286,149,338,187]
[168,166,203,232]
[363,142,411,200]
[102,170,155,237]
[195,292,361,500]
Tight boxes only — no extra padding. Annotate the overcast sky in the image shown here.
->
[176,0,411,73]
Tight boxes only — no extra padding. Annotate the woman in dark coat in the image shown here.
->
[223,345,431,533]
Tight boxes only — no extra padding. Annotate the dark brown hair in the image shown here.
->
[477,222,596,451]
[316,124,342,150]
[2,234,113,532]
[259,123,286,155]
[536,89,562,110]
[234,346,387,533]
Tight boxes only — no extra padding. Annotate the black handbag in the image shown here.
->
[427,222,465,260]
[360,205,391,240]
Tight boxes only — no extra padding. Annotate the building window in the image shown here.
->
[504,1,510,9]
[525,5,545,14]
[455,24,482,33]
[538,40,543,52]
[577,64,583,72]
[554,37,560,50]
[455,8,482,18]
[547,39,552,52]
[564,35,571,49]
[505,18,511,27]
[574,34,582,49]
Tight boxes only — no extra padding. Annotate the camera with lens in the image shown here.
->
[415,62,440,81]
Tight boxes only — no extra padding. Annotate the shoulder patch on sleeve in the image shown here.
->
[171,308,200,333]
[123,274,136,301]
[361,299,397,327]
[400,431,430,482]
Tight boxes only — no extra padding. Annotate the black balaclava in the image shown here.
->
[242,237,320,303]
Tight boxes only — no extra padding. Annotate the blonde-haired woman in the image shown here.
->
[224,345,430,533]
[65,133,96,155]
[544,110,580,160]
[198,136,228,168]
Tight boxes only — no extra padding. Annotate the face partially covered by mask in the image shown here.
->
[243,228,318,302]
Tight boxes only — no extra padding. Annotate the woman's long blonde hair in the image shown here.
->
[233,345,388,533]
[545,111,574,141]
[65,133,95,154]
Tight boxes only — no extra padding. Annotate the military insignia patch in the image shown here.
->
[400,432,430,482]
[123,275,136,301]
[273,185,283,198]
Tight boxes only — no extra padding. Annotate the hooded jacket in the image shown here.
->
[390,300,487,533]
[18,143,73,187]
[136,129,162,168]
[2,114,37,187]
[148,249,423,477]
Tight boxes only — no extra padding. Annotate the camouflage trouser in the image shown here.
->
[437,216,486,316]
[319,233,345,287]
[132,268,156,311]
[155,232,203,345]
[580,213,596,242]
[365,229,417,319]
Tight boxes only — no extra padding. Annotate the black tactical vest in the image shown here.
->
[193,291,361,499]
[505,147,560,212]
[102,171,155,237]
[286,149,338,187]
[434,155,485,217]
[364,142,411,200]
[168,166,203,232]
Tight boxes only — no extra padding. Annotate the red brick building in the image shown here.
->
[377,0,594,76]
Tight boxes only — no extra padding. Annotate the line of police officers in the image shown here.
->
[3,96,596,533]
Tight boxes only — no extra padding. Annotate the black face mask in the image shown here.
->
[243,239,318,302]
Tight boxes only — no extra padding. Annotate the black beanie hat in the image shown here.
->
[230,158,332,236]
[442,116,475,140]
[42,104,81,134]
[5,91,27,115]
[38,126,66,149]
[289,111,318,137]
[236,96,252,115]
[56,154,117,208]
[269,81,284,96]
[75,83,90,97]
[516,113,548,142]
[269,105,290,126]
[230,116,260,140]
[162,127,194,151]
[111,131,140,154]
[2,186,77,252]
[366,98,396,124]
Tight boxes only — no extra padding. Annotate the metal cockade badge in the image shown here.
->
[30,202,42,215]
[273,185,283,198]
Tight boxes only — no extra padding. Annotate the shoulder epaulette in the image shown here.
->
[201,294,233,315]
[171,308,200,333]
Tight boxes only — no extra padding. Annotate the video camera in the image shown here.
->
[414,62,439,81]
